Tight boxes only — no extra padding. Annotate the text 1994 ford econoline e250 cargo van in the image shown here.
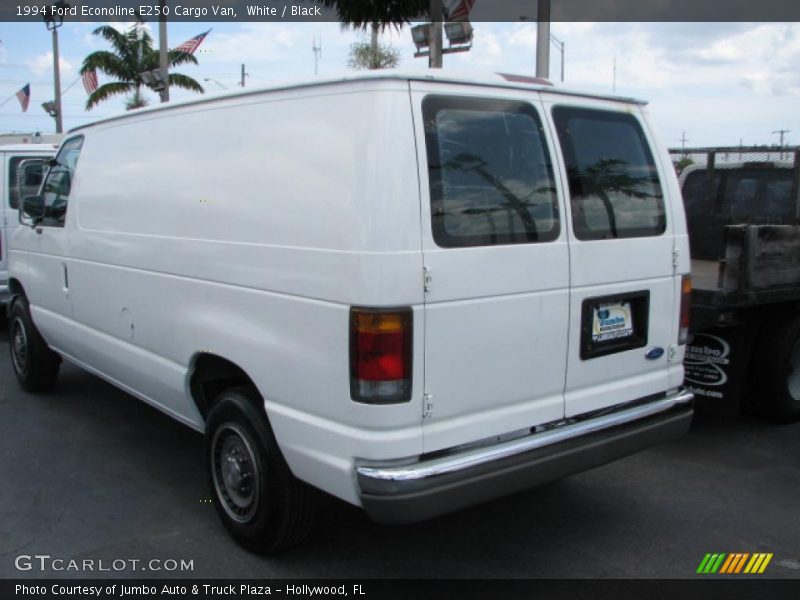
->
[8,71,693,552]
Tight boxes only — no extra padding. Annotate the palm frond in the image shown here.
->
[81,51,131,81]
[167,50,200,68]
[167,73,205,94]
[318,0,428,30]
[85,81,135,110]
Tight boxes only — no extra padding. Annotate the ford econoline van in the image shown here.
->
[0,144,58,304]
[8,71,693,552]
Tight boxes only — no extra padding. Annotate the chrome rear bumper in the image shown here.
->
[357,389,694,523]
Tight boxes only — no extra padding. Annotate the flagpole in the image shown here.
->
[0,92,16,108]
[61,75,82,96]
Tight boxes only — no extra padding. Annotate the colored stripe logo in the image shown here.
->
[697,553,773,574]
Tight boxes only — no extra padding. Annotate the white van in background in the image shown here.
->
[7,71,693,552]
[0,144,58,304]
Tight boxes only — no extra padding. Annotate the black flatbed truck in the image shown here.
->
[673,146,800,421]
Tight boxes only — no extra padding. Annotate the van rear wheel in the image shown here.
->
[753,313,800,422]
[8,296,60,392]
[205,386,316,553]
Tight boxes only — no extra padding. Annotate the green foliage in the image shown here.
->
[675,156,695,174]
[348,41,401,70]
[319,0,429,30]
[81,25,204,111]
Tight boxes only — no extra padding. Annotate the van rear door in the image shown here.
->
[545,98,677,417]
[410,83,570,453]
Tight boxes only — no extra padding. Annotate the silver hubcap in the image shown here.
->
[211,423,260,523]
[789,339,800,402]
[11,316,29,377]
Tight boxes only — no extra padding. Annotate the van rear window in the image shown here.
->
[553,107,666,240]
[423,96,559,248]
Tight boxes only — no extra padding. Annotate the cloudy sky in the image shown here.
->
[0,20,798,148]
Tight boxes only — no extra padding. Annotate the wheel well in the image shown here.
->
[189,353,259,420]
[8,279,25,302]
[6,279,25,316]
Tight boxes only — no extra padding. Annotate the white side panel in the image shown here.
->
[59,83,424,505]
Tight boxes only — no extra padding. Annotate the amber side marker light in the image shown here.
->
[350,307,412,404]
[679,275,692,345]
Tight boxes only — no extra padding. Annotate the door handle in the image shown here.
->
[62,263,69,291]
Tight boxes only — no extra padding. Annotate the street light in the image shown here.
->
[43,0,69,134]
[444,21,473,46]
[204,78,228,90]
[141,69,167,92]
[412,20,473,61]
[550,33,565,82]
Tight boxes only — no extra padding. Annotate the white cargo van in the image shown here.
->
[8,71,693,552]
[0,144,58,303]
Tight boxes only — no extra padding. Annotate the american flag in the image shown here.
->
[448,0,476,21]
[175,29,211,55]
[82,69,98,94]
[16,83,30,112]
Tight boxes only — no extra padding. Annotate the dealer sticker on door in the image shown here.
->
[592,302,634,342]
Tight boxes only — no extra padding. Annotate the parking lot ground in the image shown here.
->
[0,320,798,579]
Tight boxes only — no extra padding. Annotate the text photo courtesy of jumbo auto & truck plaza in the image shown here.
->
[1,0,800,596]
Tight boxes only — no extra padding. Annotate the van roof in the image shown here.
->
[0,143,60,153]
[68,69,647,134]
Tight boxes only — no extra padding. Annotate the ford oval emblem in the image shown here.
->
[645,347,665,360]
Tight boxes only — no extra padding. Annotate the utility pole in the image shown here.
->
[680,131,690,151]
[429,0,443,68]
[773,129,790,159]
[51,25,62,133]
[536,0,550,79]
[240,64,247,87]
[158,0,169,103]
[312,37,322,76]
[773,129,790,147]
[612,56,617,92]
[43,1,67,134]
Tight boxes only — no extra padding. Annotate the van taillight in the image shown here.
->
[350,307,412,404]
[679,275,692,345]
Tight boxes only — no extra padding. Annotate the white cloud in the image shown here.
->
[27,52,74,77]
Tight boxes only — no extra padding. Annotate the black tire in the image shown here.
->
[753,313,800,422]
[8,296,60,392]
[205,386,316,553]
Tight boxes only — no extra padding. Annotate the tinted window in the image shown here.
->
[41,136,83,227]
[8,157,47,209]
[553,107,666,240]
[423,96,559,248]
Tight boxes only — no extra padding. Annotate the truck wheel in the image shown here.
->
[8,297,60,392]
[205,386,316,553]
[754,314,800,422]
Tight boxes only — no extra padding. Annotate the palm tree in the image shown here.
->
[320,0,429,29]
[81,25,204,111]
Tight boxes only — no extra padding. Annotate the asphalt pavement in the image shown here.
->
[1,318,798,579]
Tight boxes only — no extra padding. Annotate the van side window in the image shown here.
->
[8,157,47,209]
[40,136,83,227]
[553,107,666,240]
[423,96,560,248]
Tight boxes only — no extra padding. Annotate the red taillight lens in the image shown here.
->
[679,275,692,345]
[350,307,412,404]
